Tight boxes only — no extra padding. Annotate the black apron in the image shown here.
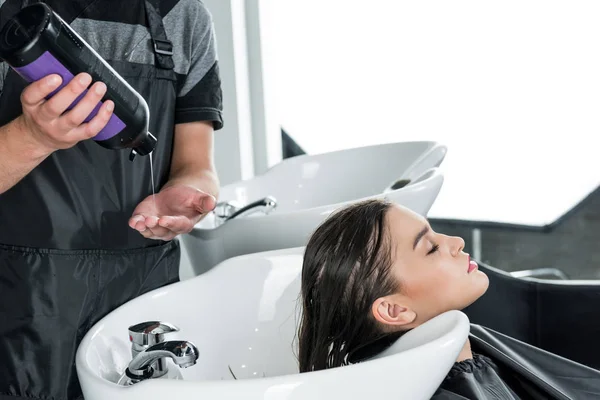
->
[0,1,180,398]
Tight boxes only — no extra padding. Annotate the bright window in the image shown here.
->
[267,0,600,226]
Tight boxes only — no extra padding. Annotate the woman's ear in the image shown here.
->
[371,296,416,328]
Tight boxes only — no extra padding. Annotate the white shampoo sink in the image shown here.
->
[77,247,469,400]
[181,141,446,276]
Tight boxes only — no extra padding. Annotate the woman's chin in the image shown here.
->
[461,273,490,309]
[473,271,490,297]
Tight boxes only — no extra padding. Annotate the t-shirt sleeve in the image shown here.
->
[174,2,224,130]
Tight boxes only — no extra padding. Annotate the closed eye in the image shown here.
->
[427,244,439,255]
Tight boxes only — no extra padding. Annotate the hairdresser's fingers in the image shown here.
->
[57,81,107,130]
[20,74,63,108]
[40,73,92,120]
[129,215,147,232]
[158,216,194,235]
[67,100,114,140]
[143,216,174,238]
[140,228,154,239]
[146,224,171,238]
[190,190,217,214]
[140,226,178,241]
[144,216,160,229]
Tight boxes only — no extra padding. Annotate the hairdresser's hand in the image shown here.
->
[129,184,217,241]
[18,73,114,156]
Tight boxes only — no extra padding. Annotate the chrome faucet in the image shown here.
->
[118,321,199,386]
[214,196,277,225]
[123,340,199,384]
[128,321,179,378]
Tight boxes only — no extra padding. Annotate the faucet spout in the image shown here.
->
[213,196,277,226]
[125,340,199,382]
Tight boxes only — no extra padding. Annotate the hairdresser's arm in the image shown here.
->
[165,121,220,200]
[0,116,49,194]
[0,73,113,194]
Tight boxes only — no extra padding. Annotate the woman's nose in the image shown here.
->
[449,236,465,256]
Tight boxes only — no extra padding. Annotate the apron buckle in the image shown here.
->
[152,39,173,56]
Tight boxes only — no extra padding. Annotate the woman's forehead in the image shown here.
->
[387,205,429,249]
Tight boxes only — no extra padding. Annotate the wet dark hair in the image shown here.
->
[298,198,405,373]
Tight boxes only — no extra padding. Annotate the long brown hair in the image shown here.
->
[298,199,402,372]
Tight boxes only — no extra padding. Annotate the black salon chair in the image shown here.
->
[463,261,600,370]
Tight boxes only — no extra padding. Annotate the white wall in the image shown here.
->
[245,0,283,175]
[203,0,282,186]
[203,0,255,185]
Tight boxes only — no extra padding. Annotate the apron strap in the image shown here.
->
[143,0,175,70]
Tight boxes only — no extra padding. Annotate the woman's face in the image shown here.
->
[376,204,489,327]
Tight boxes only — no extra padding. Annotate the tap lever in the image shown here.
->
[128,321,179,347]
[128,321,180,378]
[125,340,199,384]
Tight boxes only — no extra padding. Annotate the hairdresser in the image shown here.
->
[0,0,222,398]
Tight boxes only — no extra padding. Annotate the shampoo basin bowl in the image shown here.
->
[182,141,446,276]
[76,247,469,400]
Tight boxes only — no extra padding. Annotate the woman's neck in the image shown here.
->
[456,338,473,362]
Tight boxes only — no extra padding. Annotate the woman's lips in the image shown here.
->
[468,256,478,273]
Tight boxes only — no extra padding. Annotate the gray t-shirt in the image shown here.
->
[0,0,223,129]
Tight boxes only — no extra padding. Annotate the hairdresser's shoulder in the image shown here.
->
[164,0,214,21]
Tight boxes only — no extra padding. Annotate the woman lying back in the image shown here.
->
[298,199,600,399]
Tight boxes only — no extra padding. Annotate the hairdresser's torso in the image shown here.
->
[0,0,221,249]
[0,1,222,398]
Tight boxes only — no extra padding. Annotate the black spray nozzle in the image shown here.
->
[128,132,157,161]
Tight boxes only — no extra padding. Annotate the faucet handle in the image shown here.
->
[214,201,238,219]
[128,321,179,347]
[226,196,277,221]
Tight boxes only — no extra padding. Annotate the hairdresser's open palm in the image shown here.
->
[129,184,216,241]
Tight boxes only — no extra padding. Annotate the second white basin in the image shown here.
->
[77,247,469,400]
[182,141,446,276]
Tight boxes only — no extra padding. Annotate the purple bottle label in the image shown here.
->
[13,51,126,141]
